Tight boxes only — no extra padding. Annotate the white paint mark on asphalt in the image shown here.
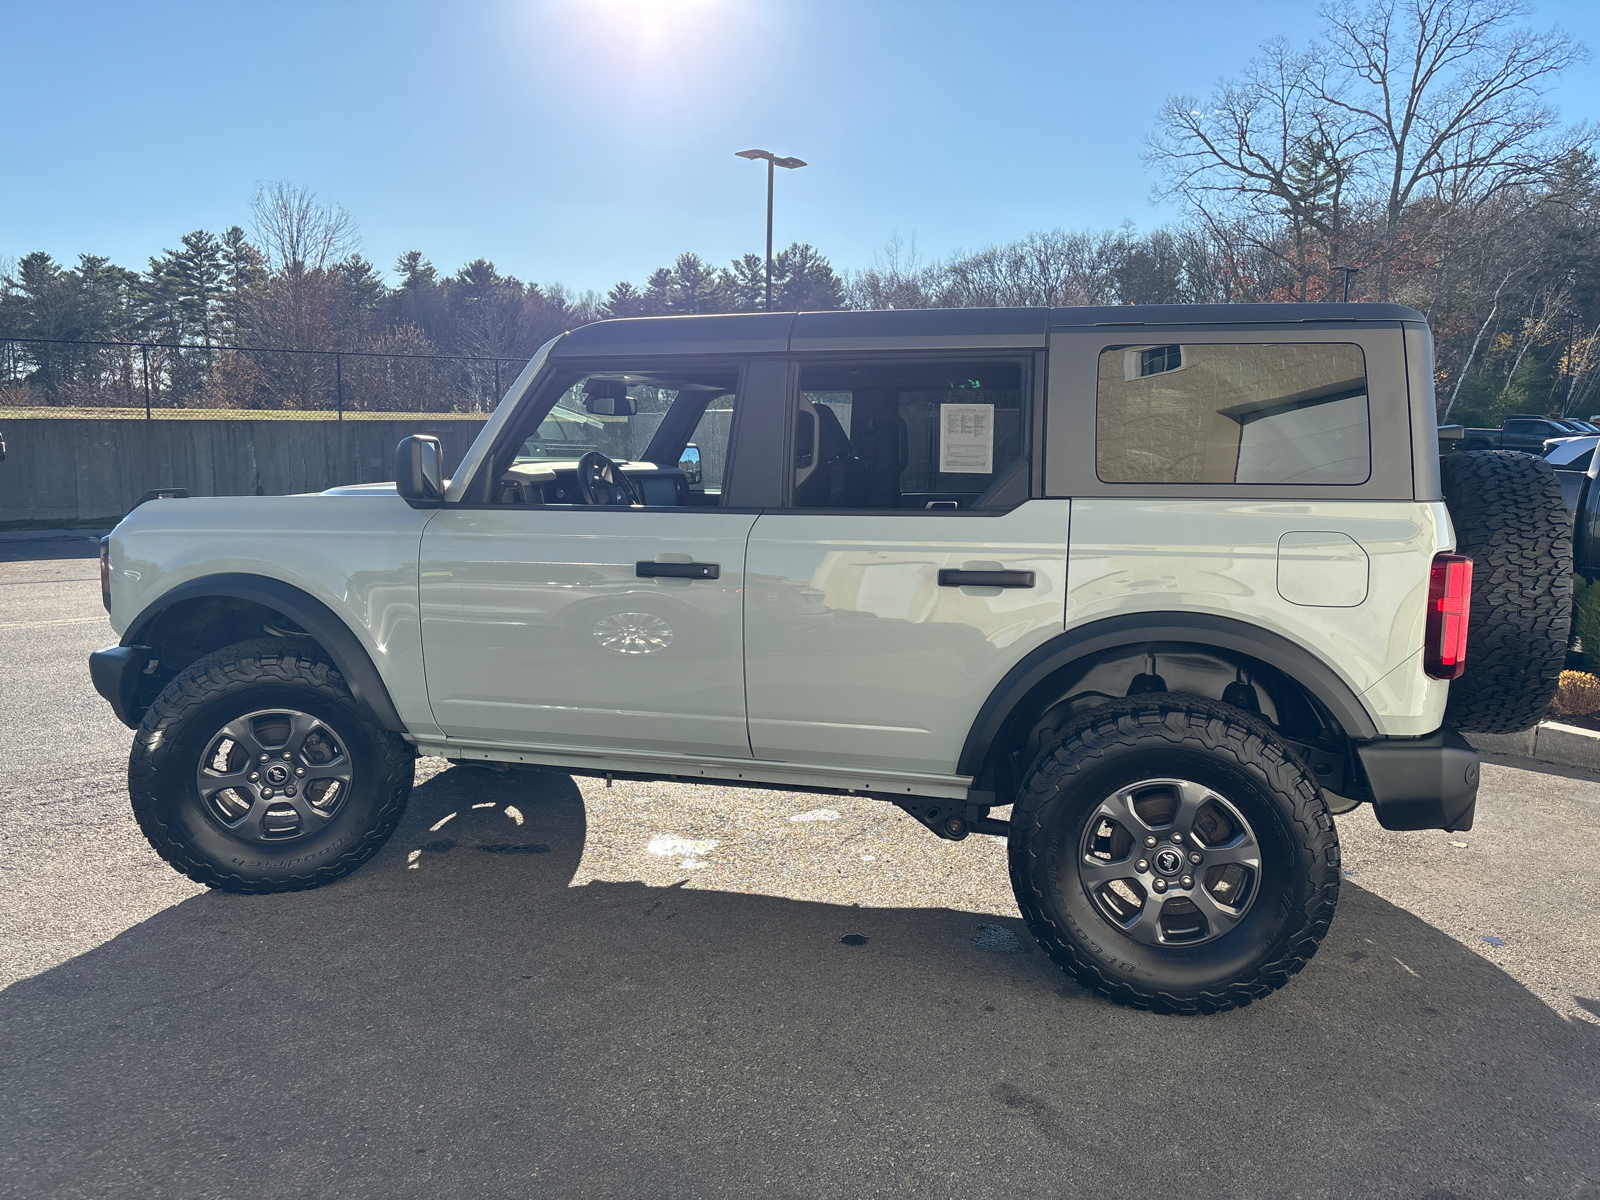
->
[648,834,719,869]
[506,806,524,825]
[407,849,422,869]
[472,802,495,809]
[429,813,457,831]
[790,809,841,823]
[1393,956,1420,977]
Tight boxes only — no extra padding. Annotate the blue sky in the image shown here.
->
[4,0,1597,294]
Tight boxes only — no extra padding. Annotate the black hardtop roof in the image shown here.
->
[552,303,1426,358]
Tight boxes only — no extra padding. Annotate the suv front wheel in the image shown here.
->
[129,638,415,893]
[1009,696,1340,1014]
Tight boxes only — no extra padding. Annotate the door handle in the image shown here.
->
[637,561,720,580]
[937,569,1035,588]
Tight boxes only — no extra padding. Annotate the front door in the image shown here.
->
[420,508,756,756]
[419,360,757,758]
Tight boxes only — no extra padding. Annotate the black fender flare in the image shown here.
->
[957,611,1381,778]
[122,573,407,733]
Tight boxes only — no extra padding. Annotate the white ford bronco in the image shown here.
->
[91,304,1571,1013]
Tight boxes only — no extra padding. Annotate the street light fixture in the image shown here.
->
[736,148,807,310]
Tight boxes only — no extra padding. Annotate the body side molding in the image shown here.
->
[957,611,1382,778]
[122,573,407,733]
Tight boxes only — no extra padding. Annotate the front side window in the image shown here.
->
[497,365,741,506]
[1096,343,1370,485]
[787,359,1026,510]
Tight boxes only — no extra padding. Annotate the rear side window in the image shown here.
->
[788,359,1026,510]
[1096,343,1370,485]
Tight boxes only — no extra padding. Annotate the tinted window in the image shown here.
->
[1096,343,1370,485]
[789,360,1025,509]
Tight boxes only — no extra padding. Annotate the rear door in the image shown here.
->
[741,353,1069,777]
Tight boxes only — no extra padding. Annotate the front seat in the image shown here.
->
[793,401,867,508]
[856,398,908,508]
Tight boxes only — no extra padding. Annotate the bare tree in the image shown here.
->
[1317,0,1586,297]
[250,181,357,277]
[1149,37,1364,300]
[1150,1,1586,301]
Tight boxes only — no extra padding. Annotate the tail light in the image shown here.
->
[1424,552,1472,680]
[100,537,112,613]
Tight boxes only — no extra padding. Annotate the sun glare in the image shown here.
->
[582,0,717,44]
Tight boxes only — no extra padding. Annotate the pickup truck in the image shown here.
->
[1462,415,1599,452]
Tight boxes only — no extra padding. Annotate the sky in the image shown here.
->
[3,0,1598,296]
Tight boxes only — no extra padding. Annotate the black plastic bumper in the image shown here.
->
[89,644,154,730]
[1354,725,1480,832]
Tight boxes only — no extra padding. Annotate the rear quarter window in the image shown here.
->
[1095,343,1370,485]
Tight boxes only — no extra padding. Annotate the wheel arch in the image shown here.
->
[122,573,406,733]
[959,612,1379,793]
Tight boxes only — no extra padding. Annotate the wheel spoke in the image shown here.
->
[1123,893,1165,946]
[1094,789,1156,834]
[1189,883,1247,940]
[1078,853,1136,889]
[198,767,255,795]
[301,761,353,785]
[218,717,269,762]
[282,712,325,760]
[1170,780,1212,841]
[230,795,271,841]
[284,793,336,828]
[1204,829,1263,872]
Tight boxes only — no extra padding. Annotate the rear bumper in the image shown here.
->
[1354,725,1480,832]
[89,644,154,730]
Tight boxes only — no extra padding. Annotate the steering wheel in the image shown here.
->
[575,451,644,507]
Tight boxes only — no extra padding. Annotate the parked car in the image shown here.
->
[1545,434,1598,471]
[90,303,1571,1014]
[1463,415,1594,452]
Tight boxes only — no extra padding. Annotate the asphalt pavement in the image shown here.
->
[1,536,1597,1199]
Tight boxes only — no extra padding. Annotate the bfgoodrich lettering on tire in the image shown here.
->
[1008,696,1340,1015]
[128,638,414,894]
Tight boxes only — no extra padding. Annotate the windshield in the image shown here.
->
[515,378,676,462]
[514,371,736,463]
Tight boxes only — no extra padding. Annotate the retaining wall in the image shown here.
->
[0,416,488,522]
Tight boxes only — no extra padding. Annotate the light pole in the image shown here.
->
[735,148,806,310]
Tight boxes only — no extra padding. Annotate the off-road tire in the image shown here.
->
[129,638,414,893]
[1008,696,1340,1015]
[1440,450,1571,734]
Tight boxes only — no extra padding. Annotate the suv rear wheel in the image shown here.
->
[1008,696,1339,1014]
[129,638,414,893]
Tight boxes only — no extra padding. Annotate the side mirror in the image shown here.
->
[395,435,444,505]
[584,395,638,417]
[679,443,703,486]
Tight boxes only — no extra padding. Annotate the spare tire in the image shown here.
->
[1440,450,1571,733]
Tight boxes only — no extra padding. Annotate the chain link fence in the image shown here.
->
[0,337,530,418]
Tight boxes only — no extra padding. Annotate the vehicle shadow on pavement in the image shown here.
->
[2,766,1596,1200]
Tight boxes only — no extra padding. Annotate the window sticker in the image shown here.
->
[939,403,994,474]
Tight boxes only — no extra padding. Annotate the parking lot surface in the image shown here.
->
[2,537,1597,1199]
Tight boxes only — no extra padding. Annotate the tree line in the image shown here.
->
[2,0,1595,423]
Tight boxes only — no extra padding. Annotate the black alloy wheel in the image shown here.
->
[129,638,414,894]
[1009,695,1340,1014]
